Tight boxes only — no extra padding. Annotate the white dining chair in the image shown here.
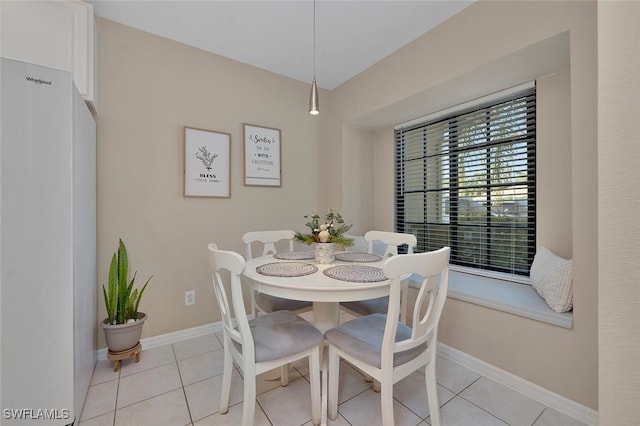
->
[207,243,323,426]
[243,230,315,386]
[325,246,450,426]
[340,230,417,324]
[242,230,313,316]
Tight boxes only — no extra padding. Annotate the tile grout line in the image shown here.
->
[112,366,120,426]
[442,376,513,424]
[172,342,195,425]
[78,360,120,425]
[453,376,547,426]
[455,394,512,425]
[111,347,191,424]
[530,406,546,426]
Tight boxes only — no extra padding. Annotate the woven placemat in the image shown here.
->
[256,262,318,277]
[335,252,383,263]
[323,265,387,282]
[273,251,315,260]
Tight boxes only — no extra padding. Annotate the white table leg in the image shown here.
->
[321,347,328,426]
[311,302,338,426]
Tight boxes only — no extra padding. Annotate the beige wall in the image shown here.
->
[96,19,328,346]
[95,0,612,414]
[598,1,640,424]
[332,0,597,410]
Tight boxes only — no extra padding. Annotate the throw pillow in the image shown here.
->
[530,246,574,313]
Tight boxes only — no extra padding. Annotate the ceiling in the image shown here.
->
[89,0,474,90]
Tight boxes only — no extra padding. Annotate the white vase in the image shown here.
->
[315,242,335,264]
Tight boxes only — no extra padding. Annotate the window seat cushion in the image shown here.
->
[529,246,574,313]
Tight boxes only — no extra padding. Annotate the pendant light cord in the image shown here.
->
[313,0,316,80]
[309,0,319,115]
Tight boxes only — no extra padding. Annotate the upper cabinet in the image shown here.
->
[62,0,97,110]
[0,0,98,112]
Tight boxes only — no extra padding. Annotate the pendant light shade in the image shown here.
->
[309,0,319,115]
[309,79,319,115]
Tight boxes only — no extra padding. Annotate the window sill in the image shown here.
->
[410,271,573,329]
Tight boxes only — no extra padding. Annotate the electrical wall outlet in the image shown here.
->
[185,290,195,306]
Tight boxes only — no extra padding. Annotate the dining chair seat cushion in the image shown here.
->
[324,313,426,368]
[255,293,312,313]
[236,310,324,363]
[340,296,389,316]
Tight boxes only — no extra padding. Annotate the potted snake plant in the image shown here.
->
[101,239,152,352]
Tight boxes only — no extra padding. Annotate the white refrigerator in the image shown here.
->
[1,57,96,425]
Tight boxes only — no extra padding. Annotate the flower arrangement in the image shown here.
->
[294,208,354,247]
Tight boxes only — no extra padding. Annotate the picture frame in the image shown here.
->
[243,123,281,187]
[184,126,231,198]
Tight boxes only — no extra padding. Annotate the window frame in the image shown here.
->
[394,83,536,277]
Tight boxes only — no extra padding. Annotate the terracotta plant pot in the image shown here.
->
[101,312,147,352]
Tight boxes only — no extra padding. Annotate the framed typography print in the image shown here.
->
[184,127,231,198]
[243,123,281,187]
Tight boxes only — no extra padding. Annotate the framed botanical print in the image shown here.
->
[184,127,231,198]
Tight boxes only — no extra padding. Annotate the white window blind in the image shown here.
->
[394,85,536,276]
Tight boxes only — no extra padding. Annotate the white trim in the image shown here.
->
[437,343,598,426]
[97,321,225,361]
[449,264,532,285]
[394,81,535,130]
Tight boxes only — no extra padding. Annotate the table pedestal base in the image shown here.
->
[312,302,340,333]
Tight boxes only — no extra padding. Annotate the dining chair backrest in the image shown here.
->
[340,231,417,324]
[207,243,256,363]
[382,246,450,366]
[364,230,417,257]
[241,229,312,319]
[242,230,296,260]
[343,234,368,253]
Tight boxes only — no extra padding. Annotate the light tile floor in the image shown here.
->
[80,325,588,426]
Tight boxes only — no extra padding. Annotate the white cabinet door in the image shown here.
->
[0,0,97,109]
[0,1,74,72]
[62,0,96,106]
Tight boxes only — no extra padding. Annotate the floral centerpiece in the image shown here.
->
[294,208,354,248]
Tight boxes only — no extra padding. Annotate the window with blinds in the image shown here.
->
[394,86,536,276]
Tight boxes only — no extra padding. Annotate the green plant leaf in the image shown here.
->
[107,253,118,324]
[103,285,113,325]
[116,240,129,324]
[103,239,152,325]
[133,276,152,318]
[126,289,138,321]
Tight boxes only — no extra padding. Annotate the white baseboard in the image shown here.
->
[97,321,224,361]
[437,343,599,426]
[97,323,598,425]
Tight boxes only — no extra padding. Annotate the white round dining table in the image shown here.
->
[244,253,394,332]
[245,252,408,426]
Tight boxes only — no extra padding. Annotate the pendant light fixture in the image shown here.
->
[309,0,319,115]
